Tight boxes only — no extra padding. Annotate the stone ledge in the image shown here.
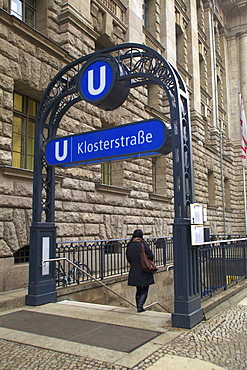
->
[149,193,173,203]
[0,288,27,312]
[0,166,34,180]
[95,183,131,195]
[0,166,64,183]
[207,204,219,210]
[201,278,247,320]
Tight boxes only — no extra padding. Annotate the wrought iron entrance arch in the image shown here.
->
[26,43,202,328]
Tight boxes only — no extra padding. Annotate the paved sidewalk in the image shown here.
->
[0,296,246,369]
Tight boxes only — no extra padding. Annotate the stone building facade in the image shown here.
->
[0,0,247,291]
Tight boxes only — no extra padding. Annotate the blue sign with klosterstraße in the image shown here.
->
[45,119,172,167]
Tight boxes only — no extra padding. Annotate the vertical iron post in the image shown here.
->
[26,115,57,305]
[170,66,203,328]
[25,222,57,305]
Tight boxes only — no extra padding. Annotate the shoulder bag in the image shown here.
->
[140,243,158,273]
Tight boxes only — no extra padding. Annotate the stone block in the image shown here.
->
[84,223,100,236]
[0,194,32,209]
[2,121,12,136]
[3,222,19,252]
[13,209,30,249]
[56,223,76,238]
[62,177,81,190]
[14,37,36,56]
[0,149,11,165]
[0,38,19,61]
[0,176,14,195]
[14,181,33,197]
[0,257,28,291]
[0,239,12,258]
[73,224,85,237]
[0,73,13,92]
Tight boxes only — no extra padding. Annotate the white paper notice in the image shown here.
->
[191,225,204,245]
[190,204,203,225]
[42,236,50,275]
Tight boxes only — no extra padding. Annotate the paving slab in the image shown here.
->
[238,296,247,306]
[0,309,160,352]
[0,301,177,368]
[145,354,227,370]
[0,295,246,369]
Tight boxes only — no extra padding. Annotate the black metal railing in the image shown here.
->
[55,235,247,298]
[197,238,247,298]
[55,236,173,287]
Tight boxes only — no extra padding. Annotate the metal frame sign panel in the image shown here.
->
[45,119,171,167]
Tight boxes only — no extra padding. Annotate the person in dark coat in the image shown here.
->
[126,229,155,312]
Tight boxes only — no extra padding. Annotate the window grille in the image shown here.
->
[14,245,30,264]
[104,241,122,254]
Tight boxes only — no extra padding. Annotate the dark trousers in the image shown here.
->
[136,286,149,312]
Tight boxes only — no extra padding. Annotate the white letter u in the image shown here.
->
[88,65,106,96]
[55,140,68,161]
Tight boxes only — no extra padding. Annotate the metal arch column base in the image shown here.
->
[25,222,57,306]
[172,219,203,328]
[172,306,203,329]
[25,291,57,306]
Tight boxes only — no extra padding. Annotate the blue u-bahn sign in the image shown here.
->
[78,56,130,110]
[45,119,172,167]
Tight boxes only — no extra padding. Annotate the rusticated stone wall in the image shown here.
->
[0,3,174,293]
[0,0,247,292]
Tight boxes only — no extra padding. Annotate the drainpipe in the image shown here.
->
[211,0,226,236]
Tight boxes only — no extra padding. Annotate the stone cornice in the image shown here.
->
[198,27,209,50]
[144,105,170,123]
[143,27,166,55]
[204,142,219,155]
[58,3,98,40]
[200,87,212,102]
[177,62,193,80]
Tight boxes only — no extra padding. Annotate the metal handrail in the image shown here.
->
[56,236,171,245]
[42,257,135,308]
[145,301,171,313]
[200,238,247,246]
[41,257,171,312]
